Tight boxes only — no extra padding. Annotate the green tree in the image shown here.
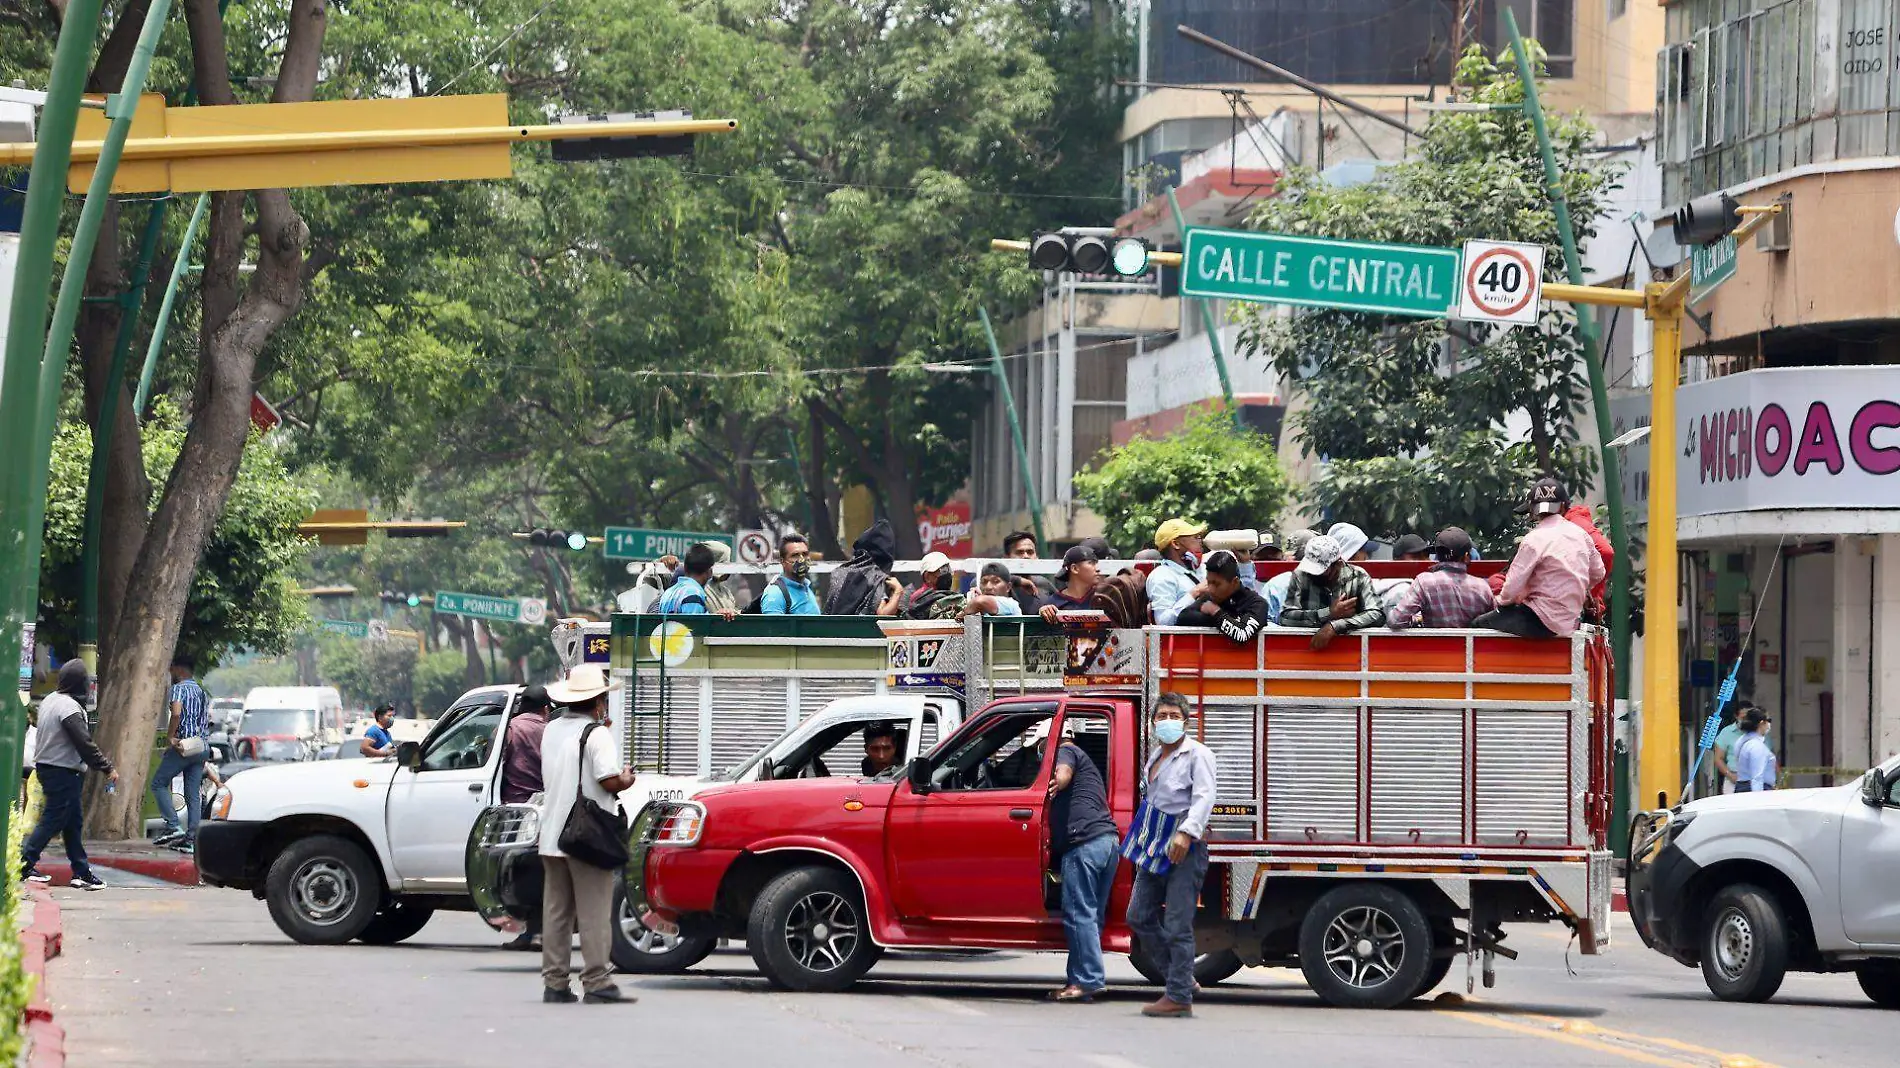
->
[1237,45,1616,549]
[39,401,315,669]
[1073,409,1289,555]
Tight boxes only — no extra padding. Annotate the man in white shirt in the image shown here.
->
[1146,519,1208,626]
[539,664,637,1004]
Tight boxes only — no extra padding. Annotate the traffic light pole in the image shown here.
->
[1504,8,1635,851]
[978,307,1045,549]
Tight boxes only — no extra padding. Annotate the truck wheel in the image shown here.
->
[1297,884,1433,1009]
[356,900,435,945]
[1129,937,1246,988]
[1413,955,1455,999]
[746,867,881,992]
[1856,962,1900,1008]
[1700,884,1788,1003]
[611,881,714,973]
[264,835,380,945]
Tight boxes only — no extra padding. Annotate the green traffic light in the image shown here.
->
[565,531,588,552]
[1110,237,1149,276]
[406,594,421,607]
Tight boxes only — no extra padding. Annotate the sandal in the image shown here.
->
[1047,986,1101,1003]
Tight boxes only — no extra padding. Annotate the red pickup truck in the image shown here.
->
[632,622,1614,1008]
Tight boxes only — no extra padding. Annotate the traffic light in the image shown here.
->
[527,528,590,552]
[550,110,699,162]
[1671,191,1741,248]
[1026,231,1152,277]
[379,590,427,608]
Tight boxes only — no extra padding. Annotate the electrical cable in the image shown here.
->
[1680,532,1787,803]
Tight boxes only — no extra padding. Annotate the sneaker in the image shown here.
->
[582,985,634,1004]
[172,842,195,856]
[542,986,577,1004]
[22,869,50,884]
[71,873,106,891]
[153,830,184,846]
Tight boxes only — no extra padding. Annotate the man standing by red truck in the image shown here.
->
[1126,693,1218,1018]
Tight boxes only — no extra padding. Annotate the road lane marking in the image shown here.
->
[1515,1014,1780,1068]
[1448,1011,1699,1068]
[908,995,986,1017]
[1438,997,1782,1068]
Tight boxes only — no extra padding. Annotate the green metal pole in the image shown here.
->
[783,425,817,537]
[978,307,1045,549]
[0,0,110,896]
[1166,187,1237,422]
[1504,10,1635,854]
[135,192,209,418]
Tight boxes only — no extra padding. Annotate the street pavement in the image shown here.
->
[49,884,1899,1067]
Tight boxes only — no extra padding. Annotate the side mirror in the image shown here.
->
[906,758,932,795]
[396,741,421,770]
[1865,769,1887,808]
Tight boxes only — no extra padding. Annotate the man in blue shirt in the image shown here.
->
[760,535,821,614]
[361,703,397,758]
[658,543,739,619]
[153,655,212,849]
[1146,518,1207,626]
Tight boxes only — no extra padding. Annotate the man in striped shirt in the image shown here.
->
[153,655,212,849]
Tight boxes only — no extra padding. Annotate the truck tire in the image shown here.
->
[264,834,380,945]
[1700,884,1788,1003]
[1127,937,1245,988]
[1856,962,1900,1008]
[611,881,715,973]
[356,900,435,945]
[746,866,881,992]
[1413,954,1455,999]
[1297,884,1433,1009]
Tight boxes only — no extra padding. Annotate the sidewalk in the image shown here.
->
[30,841,197,887]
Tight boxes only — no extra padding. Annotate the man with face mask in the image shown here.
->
[759,534,820,615]
[1127,692,1217,1018]
[1146,518,1209,626]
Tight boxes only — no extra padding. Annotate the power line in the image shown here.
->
[677,169,1124,204]
[431,0,560,96]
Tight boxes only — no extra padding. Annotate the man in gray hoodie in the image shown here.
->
[22,660,118,889]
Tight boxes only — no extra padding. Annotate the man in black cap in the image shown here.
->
[1473,477,1604,638]
[1388,527,1498,629]
[1037,545,1102,621]
[1392,534,1431,561]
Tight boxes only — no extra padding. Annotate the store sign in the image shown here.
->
[916,499,973,558]
[1677,368,1900,516]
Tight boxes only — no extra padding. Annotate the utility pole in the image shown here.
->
[977,308,1046,549]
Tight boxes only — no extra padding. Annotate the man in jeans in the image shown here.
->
[22,660,118,889]
[1127,692,1218,1018]
[153,655,212,850]
[1047,723,1120,1003]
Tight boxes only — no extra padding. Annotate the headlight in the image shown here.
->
[654,801,705,846]
[211,786,233,821]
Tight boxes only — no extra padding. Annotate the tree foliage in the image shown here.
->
[1073,410,1289,555]
[1237,45,1618,549]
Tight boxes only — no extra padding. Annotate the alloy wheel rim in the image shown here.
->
[785,891,859,973]
[1713,908,1754,980]
[290,858,355,925]
[1321,905,1406,989]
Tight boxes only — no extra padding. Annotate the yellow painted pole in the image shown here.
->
[1639,290,1684,812]
[0,116,738,166]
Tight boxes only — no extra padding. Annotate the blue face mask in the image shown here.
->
[1153,719,1186,745]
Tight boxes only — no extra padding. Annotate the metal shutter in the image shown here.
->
[1266,706,1359,842]
[1369,708,1465,844]
[1198,701,1259,837]
[709,678,790,772]
[1474,710,1570,845]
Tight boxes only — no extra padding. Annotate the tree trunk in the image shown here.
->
[462,623,485,690]
[801,405,843,558]
[85,0,329,838]
[808,389,925,558]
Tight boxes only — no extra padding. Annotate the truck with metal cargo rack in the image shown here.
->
[622,615,1616,1007]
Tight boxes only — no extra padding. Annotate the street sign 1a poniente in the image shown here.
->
[604,527,735,562]
[1180,226,1461,319]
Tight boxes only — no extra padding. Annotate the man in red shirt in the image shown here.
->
[500,684,553,950]
[1474,477,1605,638]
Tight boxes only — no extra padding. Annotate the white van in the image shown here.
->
[240,686,346,759]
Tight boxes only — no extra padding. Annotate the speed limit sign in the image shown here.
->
[1457,239,1545,327]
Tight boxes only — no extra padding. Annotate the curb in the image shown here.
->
[20,886,65,1068]
[35,853,198,887]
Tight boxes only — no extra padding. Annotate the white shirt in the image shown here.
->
[1146,559,1204,626]
[537,712,621,857]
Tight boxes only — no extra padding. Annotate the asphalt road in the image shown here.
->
[49,885,1899,1068]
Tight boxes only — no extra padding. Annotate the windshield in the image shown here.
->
[715,721,808,782]
[251,738,307,762]
[241,709,314,736]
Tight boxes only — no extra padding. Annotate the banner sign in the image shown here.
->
[916,499,974,558]
[1677,368,1900,516]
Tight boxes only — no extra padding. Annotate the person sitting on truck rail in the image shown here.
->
[1260,529,1318,623]
[656,543,740,620]
[1038,546,1102,621]
[758,534,820,615]
[1147,518,1209,625]
[1388,527,1496,630]
[962,562,1023,617]
[1279,535,1384,650]
[1127,692,1218,1018]
[1473,476,1603,639]
[1175,550,1271,644]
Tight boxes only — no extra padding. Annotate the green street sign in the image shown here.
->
[1181,226,1460,319]
[319,619,369,638]
[603,527,735,561]
[1689,234,1737,306]
[433,591,523,623]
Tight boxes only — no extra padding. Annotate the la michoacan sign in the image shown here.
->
[1676,367,1900,516]
[433,591,523,623]
[1180,226,1460,319]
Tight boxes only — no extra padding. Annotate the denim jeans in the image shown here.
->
[1126,839,1208,1004]
[151,746,206,837]
[1059,832,1120,991]
[21,766,94,880]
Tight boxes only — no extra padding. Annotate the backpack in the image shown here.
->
[743,578,795,615]
[824,560,891,615]
[1090,571,1149,628]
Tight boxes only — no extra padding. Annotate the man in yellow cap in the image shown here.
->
[1146,518,1209,626]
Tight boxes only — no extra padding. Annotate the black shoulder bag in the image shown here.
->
[557,723,629,869]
